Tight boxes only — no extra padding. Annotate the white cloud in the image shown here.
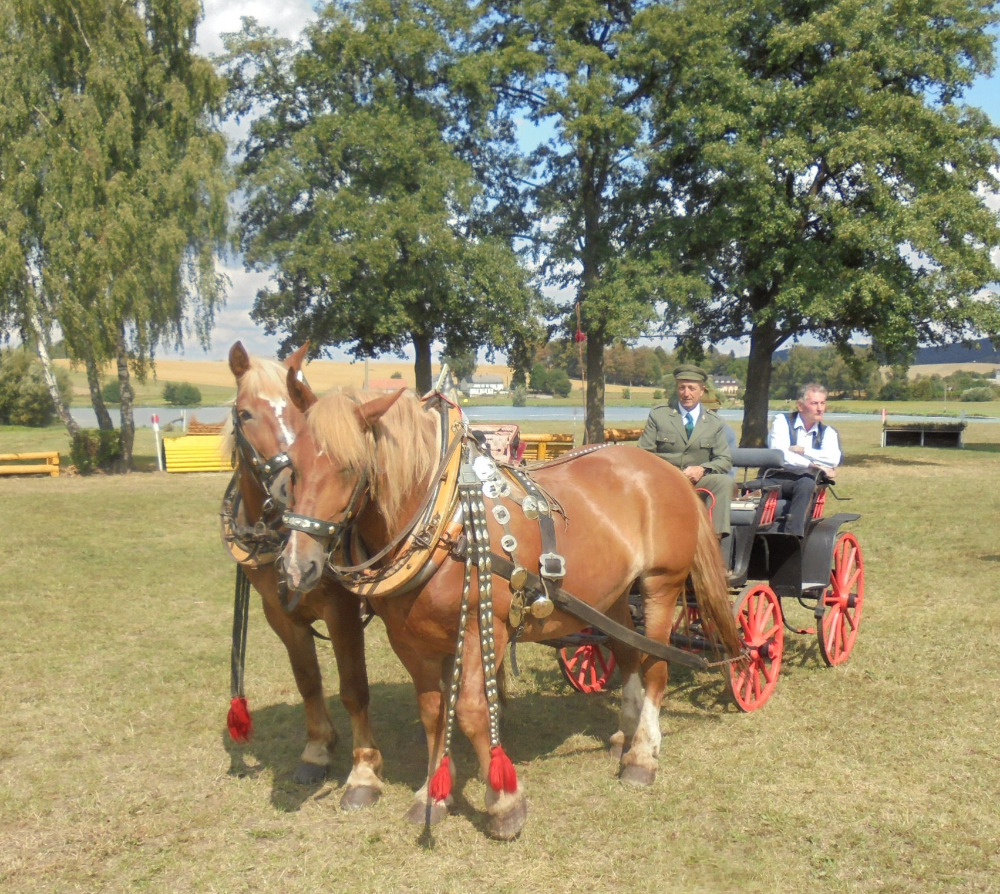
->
[197,1,317,57]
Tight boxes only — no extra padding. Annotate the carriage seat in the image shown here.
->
[729,447,828,533]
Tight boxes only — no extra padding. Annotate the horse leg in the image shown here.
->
[606,593,642,763]
[255,574,337,785]
[617,574,684,787]
[322,590,383,811]
[393,648,450,827]
[453,625,527,840]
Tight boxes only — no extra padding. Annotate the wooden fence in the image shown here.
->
[0,451,60,477]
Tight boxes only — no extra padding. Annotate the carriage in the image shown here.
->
[548,446,864,712]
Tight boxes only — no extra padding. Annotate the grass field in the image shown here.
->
[2,420,1000,891]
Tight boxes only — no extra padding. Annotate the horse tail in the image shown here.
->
[688,505,743,658]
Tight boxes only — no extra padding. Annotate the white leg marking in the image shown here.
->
[638,697,662,758]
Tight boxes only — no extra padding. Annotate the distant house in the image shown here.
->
[712,375,740,396]
[460,374,506,396]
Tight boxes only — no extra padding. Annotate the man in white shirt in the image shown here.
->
[767,383,842,537]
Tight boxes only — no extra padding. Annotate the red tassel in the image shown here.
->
[428,755,452,802]
[488,745,518,794]
[574,329,586,343]
[227,696,253,742]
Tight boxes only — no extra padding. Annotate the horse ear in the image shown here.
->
[287,364,318,411]
[229,341,251,379]
[285,342,310,372]
[354,388,407,431]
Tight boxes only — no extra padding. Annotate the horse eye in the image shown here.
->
[239,409,253,422]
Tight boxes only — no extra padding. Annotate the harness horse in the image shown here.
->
[277,363,744,839]
[219,342,383,809]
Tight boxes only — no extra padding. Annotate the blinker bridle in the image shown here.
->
[231,404,294,515]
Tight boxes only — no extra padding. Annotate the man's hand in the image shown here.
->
[790,445,806,455]
[683,465,706,484]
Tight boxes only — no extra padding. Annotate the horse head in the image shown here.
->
[225,340,310,517]
[281,377,414,595]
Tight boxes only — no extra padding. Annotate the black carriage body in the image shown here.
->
[548,445,865,710]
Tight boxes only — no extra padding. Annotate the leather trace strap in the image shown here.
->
[486,551,714,671]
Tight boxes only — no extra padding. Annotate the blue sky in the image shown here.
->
[186,2,1000,362]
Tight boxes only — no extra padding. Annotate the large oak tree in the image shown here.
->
[638,0,1000,443]
[222,1,540,392]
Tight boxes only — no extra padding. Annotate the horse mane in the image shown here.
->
[307,387,438,525]
[220,354,292,456]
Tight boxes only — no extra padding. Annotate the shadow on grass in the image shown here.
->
[847,453,943,468]
[222,654,760,816]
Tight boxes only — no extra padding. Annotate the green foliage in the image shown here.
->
[162,382,202,406]
[640,0,1000,439]
[510,385,527,407]
[0,348,72,427]
[0,0,230,459]
[548,369,572,398]
[528,363,550,393]
[222,4,541,392]
[879,377,911,401]
[69,429,122,475]
[441,349,477,383]
[101,379,121,405]
[959,386,997,402]
[389,372,403,380]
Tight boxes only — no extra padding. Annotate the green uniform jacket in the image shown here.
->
[637,403,733,475]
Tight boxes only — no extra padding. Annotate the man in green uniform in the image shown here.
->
[638,364,734,537]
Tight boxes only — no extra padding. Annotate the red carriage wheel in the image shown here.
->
[728,583,784,712]
[818,531,864,666]
[557,630,617,693]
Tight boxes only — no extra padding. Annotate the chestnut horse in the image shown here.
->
[278,371,742,839]
[220,342,383,809]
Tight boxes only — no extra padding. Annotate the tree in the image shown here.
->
[222,3,541,393]
[0,347,72,427]
[441,349,477,384]
[480,0,669,443]
[640,0,1000,444]
[0,0,230,468]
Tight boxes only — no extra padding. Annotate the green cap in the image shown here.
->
[673,364,709,384]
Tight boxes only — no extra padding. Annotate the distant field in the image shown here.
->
[53,357,516,402]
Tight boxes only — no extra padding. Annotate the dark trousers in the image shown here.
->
[773,470,818,537]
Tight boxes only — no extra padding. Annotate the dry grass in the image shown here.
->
[2,420,1000,891]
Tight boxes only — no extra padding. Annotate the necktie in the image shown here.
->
[684,413,694,438]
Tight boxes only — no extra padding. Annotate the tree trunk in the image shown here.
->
[115,338,135,472]
[584,333,606,445]
[85,354,114,430]
[412,333,433,394]
[28,309,80,438]
[741,322,779,447]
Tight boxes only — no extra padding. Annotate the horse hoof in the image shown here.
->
[619,763,656,788]
[404,799,449,826]
[294,761,328,785]
[487,795,528,840]
[340,785,381,812]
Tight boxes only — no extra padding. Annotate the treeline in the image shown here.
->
[527,341,1000,401]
